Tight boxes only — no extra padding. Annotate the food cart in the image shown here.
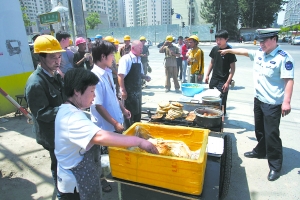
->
[106,100,232,200]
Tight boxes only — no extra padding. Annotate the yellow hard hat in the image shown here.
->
[114,39,119,45]
[166,35,173,42]
[188,35,199,42]
[69,38,73,46]
[124,35,131,41]
[140,36,146,41]
[34,35,65,53]
[104,36,114,43]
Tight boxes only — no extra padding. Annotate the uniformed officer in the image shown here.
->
[219,28,294,181]
[120,35,131,57]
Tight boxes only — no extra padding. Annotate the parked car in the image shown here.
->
[145,40,152,48]
[291,36,300,45]
[157,41,164,48]
[282,36,291,42]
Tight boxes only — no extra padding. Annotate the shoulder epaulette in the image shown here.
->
[277,50,287,57]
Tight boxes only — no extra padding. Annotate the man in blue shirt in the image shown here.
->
[219,28,294,181]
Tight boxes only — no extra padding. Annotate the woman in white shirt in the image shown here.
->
[54,68,158,199]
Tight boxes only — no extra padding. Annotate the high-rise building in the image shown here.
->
[172,0,205,26]
[125,0,172,27]
[19,0,52,34]
[78,0,125,28]
[283,0,300,26]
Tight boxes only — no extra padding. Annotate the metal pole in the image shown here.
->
[219,3,221,30]
[251,0,255,27]
[69,0,87,38]
[189,3,192,35]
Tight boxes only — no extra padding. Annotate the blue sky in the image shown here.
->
[277,4,286,25]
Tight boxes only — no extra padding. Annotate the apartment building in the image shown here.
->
[172,0,205,26]
[283,0,300,26]
[81,0,125,28]
[19,0,52,33]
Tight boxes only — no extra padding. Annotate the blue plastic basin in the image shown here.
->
[181,83,204,97]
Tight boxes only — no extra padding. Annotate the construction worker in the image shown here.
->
[30,34,40,69]
[140,36,150,87]
[159,35,181,93]
[187,35,204,83]
[120,35,131,57]
[73,37,93,70]
[104,35,114,43]
[114,39,121,97]
[56,31,74,77]
[95,34,103,44]
[25,35,67,199]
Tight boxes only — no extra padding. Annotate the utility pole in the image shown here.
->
[189,1,193,35]
[252,0,255,27]
[219,3,221,30]
[69,0,87,38]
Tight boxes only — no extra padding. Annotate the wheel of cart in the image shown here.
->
[219,134,232,199]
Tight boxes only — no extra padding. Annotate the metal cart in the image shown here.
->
[106,101,232,200]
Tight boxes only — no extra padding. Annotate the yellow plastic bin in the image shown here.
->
[108,122,209,195]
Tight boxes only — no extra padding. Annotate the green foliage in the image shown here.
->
[201,0,286,33]
[21,7,35,27]
[85,12,101,30]
[238,0,285,27]
[200,0,239,39]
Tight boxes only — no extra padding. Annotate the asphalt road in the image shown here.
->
[143,42,300,200]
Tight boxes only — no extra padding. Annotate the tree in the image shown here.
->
[238,0,286,28]
[21,7,35,27]
[200,0,239,39]
[85,12,101,30]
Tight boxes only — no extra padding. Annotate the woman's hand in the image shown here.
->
[138,139,159,154]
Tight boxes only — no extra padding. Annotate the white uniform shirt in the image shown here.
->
[248,45,294,104]
[90,65,123,131]
[175,43,184,57]
[118,51,144,76]
[55,104,101,193]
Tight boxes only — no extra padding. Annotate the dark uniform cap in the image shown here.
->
[256,28,280,42]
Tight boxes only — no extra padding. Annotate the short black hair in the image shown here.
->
[178,36,183,40]
[32,34,40,42]
[87,38,91,42]
[64,68,99,98]
[184,36,189,39]
[92,40,116,63]
[56,31,71,42]
[215,30,229,39]
[270,35,278,42]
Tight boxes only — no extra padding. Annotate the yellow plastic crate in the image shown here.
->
[108,122,209,195]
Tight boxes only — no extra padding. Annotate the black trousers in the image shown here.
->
[176,57,182,79]
[209,79,228,115]
[253,98,282,171]
[124,113,141,130]
[49,148,62,199]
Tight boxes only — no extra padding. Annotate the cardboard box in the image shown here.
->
[108,122,209,195]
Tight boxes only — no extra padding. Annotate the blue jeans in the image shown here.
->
[182,60,187,82]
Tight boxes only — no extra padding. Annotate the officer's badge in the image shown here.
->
[270,61,276,64]
[285,61,293,70]
[278,50,287,57]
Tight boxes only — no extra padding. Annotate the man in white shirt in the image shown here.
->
[90,41,131,134]
[118,40,151,129]
[175,36,184,81]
